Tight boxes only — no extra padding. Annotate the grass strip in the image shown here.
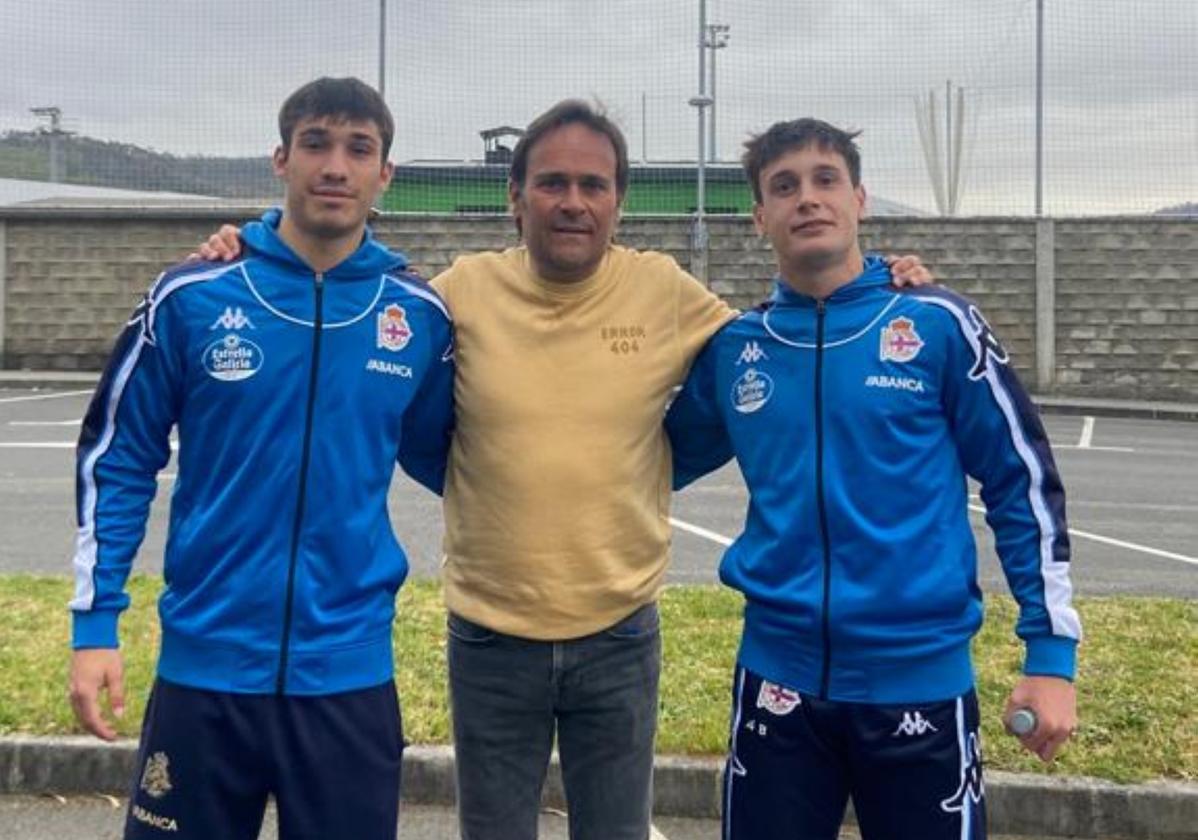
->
[1,576,1192,784]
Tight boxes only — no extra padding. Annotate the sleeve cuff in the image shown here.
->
[71,609,121,649]
[1023,635,1077,680]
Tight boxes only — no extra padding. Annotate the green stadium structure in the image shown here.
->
[384,161,755,215]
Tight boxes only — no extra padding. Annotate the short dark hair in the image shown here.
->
[278,77,395,160]
[509,100,630,198]
[742,118,862,203]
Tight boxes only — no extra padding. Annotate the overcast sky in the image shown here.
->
[2,0,1194,214]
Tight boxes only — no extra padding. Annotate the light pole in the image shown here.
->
[378,0,387,98]
[690,0,711,283]
[704,23,729,162]
[30,106,67,183]
[1035,0,1045,216]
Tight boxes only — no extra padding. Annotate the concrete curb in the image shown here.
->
[1,737,1195,838]
[1033,395,1198,423]
[0,372,99,390]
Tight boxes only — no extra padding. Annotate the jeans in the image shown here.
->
[447,603,662,840]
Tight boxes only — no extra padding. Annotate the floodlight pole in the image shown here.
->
[689,0,712,283]
[705,24,730,162]
[1035,0,1044,216]
[378,0,387,97]
[30,106,65,183]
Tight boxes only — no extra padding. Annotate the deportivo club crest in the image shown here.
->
[139,751,173,799]
[377,304,413,351]
[880,317,924,363]
[756,680,801,716]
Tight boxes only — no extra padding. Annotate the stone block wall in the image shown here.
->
[1,208,1194,401]
[1053,219,1198,400]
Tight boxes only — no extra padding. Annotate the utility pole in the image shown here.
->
[1035,0,1045,216]
[30,106,69,183]
[688,0,713,283]
[704,23,730,161]
[378,0,387,97]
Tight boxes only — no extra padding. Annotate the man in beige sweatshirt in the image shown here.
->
[432,101,734,840]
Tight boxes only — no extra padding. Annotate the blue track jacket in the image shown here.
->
[667,256,1080,704]
[70,209,455,695]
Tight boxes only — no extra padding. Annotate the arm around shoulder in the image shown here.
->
[397,306,455,495]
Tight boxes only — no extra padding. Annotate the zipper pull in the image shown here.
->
[314,272,324,289]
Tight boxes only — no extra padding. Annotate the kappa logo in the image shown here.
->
[731,368,774,414]
[209,306,255,331]
[893,710,938,737]
[966,306,1009,380]
[737,341,769,365]
[880,316,923,362]
[377,304,413,352]
[756,680,801,716]
[941,731,985,814]
[139,751,173,799]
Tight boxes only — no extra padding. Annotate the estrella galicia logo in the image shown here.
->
[940,731,985,814]
[202,333,264,381]
[731,368,774,414]
[967,306,1009,380]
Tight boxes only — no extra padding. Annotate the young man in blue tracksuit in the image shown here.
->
[66,78,454,840]
[666,119,1081,840]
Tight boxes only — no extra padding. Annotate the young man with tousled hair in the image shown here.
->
[195,100,933,840]
[68,77,454,840]
[666,117,1081,840]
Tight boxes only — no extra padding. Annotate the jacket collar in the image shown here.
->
[769,254,892,307]
[240,207,408,280]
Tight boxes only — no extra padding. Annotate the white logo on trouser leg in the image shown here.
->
[893,710,938,737]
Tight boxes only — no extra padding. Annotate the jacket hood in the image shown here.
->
[769,254,892,307]
[241,207,409,280]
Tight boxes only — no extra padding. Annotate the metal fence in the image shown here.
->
[2,0,1195,217]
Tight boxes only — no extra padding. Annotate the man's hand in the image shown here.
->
[189,224,243,262]
[68,648,126,741]
[1004,675,1077,762]
[885,253,934,287]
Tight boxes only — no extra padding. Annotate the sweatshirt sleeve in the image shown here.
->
[665,330,734,490]
[674,263,738,371]
[397,306,455,495]
[70,283,183,649]
[938,298,1081,680]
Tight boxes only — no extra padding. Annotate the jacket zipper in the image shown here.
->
[815,298,834,700]
[277,271,324,693]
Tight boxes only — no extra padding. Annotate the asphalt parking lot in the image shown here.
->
[0,796,1095,840]
[1,387,1195,598]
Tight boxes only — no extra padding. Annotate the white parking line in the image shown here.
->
[0,441,178,450]
[670,517,734,547]
[0,390,92,404]
[677,507,1198,569]
[1078,416,1095,448]
[9,419,82,426]
[967,504,1197,566]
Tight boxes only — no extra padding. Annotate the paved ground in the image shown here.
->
[0,796,1098,840]
[3,387,1195,598]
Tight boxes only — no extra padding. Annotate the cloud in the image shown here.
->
[1,0,1193,212]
